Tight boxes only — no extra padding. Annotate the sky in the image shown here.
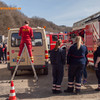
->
[0,0,100,27]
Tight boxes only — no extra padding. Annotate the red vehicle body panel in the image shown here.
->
[46,32,67,50]
[66,21,100,65]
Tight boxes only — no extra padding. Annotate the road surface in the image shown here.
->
[0,63,100,100]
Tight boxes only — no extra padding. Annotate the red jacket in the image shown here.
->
[19,25,33,42]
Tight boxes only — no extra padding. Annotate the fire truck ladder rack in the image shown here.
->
[73,11,100,28]
[11,43,38,82]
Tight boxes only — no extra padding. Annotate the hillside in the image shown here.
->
[0,1,72,36]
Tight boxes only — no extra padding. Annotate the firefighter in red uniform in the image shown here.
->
[17,20,34,63]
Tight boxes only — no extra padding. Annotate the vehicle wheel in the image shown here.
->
[43,68,48,75]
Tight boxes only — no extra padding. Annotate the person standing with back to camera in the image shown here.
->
[4,44,7,64]
[17,20,34,63]
[64,36,88,94]
[50,39,66,94]
[0,44,4,63]
[0,44,3,63]
[94,39,100,91]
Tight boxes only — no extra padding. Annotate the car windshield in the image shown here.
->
[52,35,58,41]
[11,33,21,47]
[59,35,63,40]
[32,32,42,46]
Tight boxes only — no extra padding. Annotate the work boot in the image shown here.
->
[64,87,74,93]
[55,85,62,94]
[75,89,80,95]
[52,84,56,94]
[56,90,62,94]
[52,89,56,94]
[95,88,100,91]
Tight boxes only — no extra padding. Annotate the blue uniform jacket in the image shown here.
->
[67,43,88,65]
[94,46,100,68]
[50,48,66,65]
[0,47,3,56]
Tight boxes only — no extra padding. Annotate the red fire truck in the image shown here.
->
[46,32,67,50]
[66,12,100,65]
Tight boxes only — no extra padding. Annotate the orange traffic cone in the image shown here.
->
[9,81,17,100]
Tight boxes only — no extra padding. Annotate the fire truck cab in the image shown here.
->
[46,32,67,50]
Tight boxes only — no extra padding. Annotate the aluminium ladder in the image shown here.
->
[11,43,38,82]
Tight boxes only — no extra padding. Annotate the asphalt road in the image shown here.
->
[0,63,100,100]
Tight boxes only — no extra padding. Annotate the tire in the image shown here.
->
[43,67,48,75]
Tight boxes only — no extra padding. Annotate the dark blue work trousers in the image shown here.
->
[83,65,87,79]
[68,64,84,84]
[96,69,100,84]
[52,64,64,85]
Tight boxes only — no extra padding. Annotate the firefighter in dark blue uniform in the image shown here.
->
[4,44,7,64]
[50,39,66,94]
[82,45,88,84]
[0,44,4,63]
[94,39,100,91]
[64,36,88,94]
